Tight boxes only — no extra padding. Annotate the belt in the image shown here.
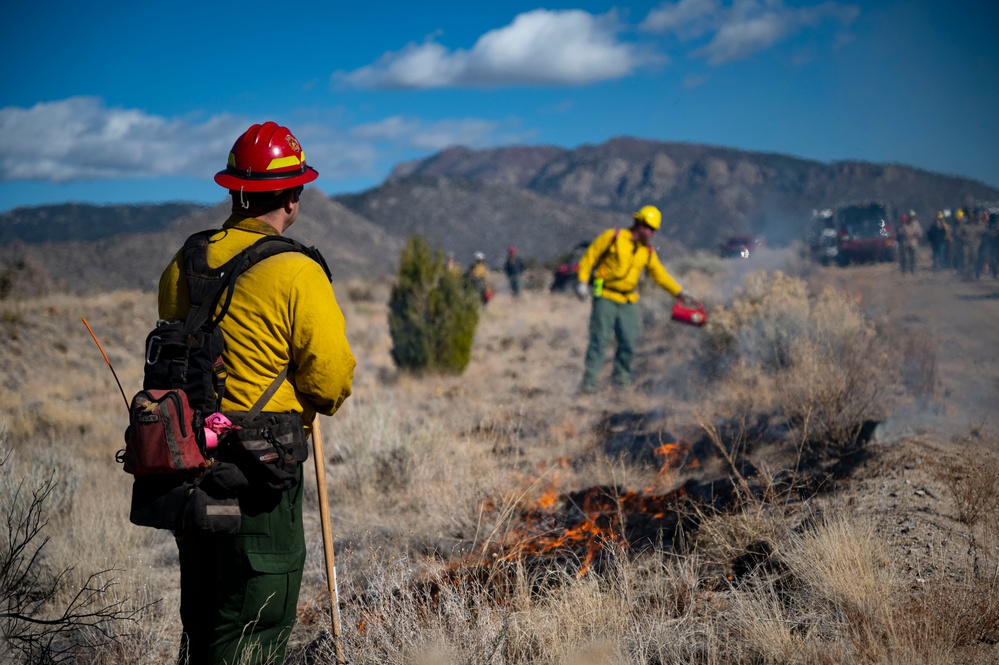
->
[598,287,638,302]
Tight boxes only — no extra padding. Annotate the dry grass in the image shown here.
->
[3,257,998,664]
[938,435,999,527]
[702,271,895,451]
[788,515,899,625]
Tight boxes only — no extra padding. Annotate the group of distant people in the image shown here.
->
[899,207,999,279]
[445,246,526,305]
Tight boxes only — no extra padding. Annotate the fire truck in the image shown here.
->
[809,202,897,266]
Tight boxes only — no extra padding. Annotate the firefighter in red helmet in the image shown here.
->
[158,122,354,664]
[213,122,319,193]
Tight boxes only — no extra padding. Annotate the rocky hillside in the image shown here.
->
[0,202,205,244]
[389,138,999,247]
[336,176,628,266]
[0,189,401,295]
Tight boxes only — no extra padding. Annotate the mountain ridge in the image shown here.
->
[4,137,998,294]
[386,137,999,247]
[0,190,401,295]
[0,202,207,244]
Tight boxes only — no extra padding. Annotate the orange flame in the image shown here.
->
[469,444,699,580]
[538,488,559,510]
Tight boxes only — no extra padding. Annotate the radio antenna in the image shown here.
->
[82,318,129,412]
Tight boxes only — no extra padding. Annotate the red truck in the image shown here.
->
[809,202,897,266]
[833,202,897,265]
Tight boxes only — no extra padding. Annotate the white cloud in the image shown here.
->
[0,97,244,182]
[700,11,792,63]
[641,0,721,38]
[339,9,657,89]
[0,97,531,184]
[284,123,381,181]
[351,116,528,151]
[642,0,858,64]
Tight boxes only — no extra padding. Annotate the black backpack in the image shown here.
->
[123,230,331,533]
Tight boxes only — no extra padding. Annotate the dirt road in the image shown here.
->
[816,258,999,441]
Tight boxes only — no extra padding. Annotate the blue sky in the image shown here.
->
[1,0,997,213]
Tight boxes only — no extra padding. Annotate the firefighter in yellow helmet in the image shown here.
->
[575,205,691,393]
[952,207,972,276]
[926,211,950,272]
[158,122,355,665]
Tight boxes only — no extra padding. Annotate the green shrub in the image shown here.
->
[389,235,480,374]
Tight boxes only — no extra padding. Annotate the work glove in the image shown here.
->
[678,292,697,304]
[575,282,590,301]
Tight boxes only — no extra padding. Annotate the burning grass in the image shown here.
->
[4,262,998,663]
[327,507,999,664]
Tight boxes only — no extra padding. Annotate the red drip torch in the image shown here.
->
[671,299,708,327]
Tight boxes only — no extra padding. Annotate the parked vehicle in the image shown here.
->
[550,242,590,291]
[807,208,840,265]
[809,202,896,266]
[835,202,896,265]
[719,235,766,259]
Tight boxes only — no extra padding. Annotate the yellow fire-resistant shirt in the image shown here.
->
[576,228,683,304]
[157,215,355,432]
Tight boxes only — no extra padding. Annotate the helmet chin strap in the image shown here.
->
[239,186,249,210]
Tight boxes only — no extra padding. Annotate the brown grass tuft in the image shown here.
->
[938,438,999,526]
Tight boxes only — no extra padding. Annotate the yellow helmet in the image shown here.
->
[936,211,944,219]
[634,205,662,230]
[956,209,966,221]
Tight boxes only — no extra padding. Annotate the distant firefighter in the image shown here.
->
[445,251,463,276]
[951,208,967,273]
[504,246,525,297]
[954,208,984,280]
[466,252,493,305]
[980,211,998,279]
[926,212,951,272]
[575,205,693,393]
[896,210,922,275]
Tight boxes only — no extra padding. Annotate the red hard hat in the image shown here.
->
[214,122,319,192]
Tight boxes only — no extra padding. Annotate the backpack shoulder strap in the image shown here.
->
[593,228,622,275]
[240,236,332,282]
[180,231,332,334]
[180,231,239,333]
[245,366,289,420]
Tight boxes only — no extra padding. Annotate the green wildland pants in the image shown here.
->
[582,296,639,391]
[177,467,305,665]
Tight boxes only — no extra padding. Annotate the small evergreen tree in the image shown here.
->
[389,235,480,374]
